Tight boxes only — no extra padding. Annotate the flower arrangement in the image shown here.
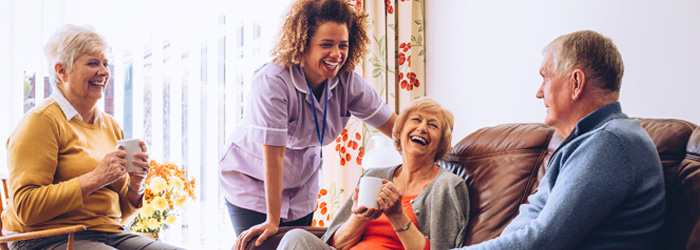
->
[129,160,196,234]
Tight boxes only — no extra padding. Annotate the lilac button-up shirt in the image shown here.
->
[219,62,393,221]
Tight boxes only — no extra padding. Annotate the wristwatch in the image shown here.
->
[395,221,412,232]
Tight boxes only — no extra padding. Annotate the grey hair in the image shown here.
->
[543,30,624,94]
[44,24,108,87]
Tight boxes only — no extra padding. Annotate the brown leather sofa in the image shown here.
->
[244,118,700,250]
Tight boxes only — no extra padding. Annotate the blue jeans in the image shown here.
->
[225,200,313,236]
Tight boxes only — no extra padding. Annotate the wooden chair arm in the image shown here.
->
[0,225,87,243]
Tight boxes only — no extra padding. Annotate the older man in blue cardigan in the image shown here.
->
[457,30,665,250]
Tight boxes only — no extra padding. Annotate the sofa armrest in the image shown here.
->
[244,226,327,250]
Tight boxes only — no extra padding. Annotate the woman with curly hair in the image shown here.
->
[222,0,396,249]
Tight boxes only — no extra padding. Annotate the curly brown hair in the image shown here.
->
[271,0,369,74]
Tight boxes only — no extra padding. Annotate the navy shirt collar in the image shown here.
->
[569,102,628,139]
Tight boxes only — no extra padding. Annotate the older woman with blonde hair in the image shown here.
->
[3,24,183,250]
[278,97,470,250]
[224,0,397,249]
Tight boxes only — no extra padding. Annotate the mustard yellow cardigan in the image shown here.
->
[3,98,138,233]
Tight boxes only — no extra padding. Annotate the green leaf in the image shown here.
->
[411,35,417,42]
[418,26,423,32]
[373,68,384,78]
[378,36,386,57]
[330,183,337,199]
[388,24,396,31]
[419,50,425,56]
[415,20,423,25]
[369,57,379,64]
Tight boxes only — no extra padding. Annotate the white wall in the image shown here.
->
[426,0,700,142]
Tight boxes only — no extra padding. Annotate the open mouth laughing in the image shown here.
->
[410,136,428,146]
[323,60,340,71]
[89,80,106,87]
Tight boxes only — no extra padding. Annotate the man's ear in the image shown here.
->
[54,62,67,83]
[569,68,586,100]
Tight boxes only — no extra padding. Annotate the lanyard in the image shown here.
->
[307,80,328,147]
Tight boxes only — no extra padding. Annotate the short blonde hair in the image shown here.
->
[271,0,369,74]
[392,97,455,162]
[44,24,108,87]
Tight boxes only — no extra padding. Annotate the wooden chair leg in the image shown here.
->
[67,233,74,250]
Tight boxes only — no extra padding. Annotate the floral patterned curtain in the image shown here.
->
[313,0,426,227]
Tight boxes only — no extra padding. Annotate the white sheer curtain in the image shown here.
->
[1,0,290,248]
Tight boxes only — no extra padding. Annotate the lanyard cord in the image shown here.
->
[307,80,328,147]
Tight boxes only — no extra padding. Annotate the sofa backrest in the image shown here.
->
[441,118,699,249]
[654,119,700,249]
[441,123,555,245]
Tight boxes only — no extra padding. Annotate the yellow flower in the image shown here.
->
[165,215,177,224]
[147,218,160,229]
[139,203,153,217]
[149,177,168,194]
[128,160,196,234]
[170,178,185,191]
[152,197,168,210]
[133,219,148,232]
[174,195,187,207]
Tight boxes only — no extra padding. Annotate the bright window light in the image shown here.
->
[1,0,292,249]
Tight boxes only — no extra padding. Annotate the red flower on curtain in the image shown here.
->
[334,129,363,166]
[398,42,419,91]
[386,0,394,14]
[399,72,419,91]
[313,184,344,227]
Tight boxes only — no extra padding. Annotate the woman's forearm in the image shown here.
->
[332,215,369,250]
[388,213,427,250]
[126,187,144,207]
[78,171,102,197]
[377,113,397,138]
[263,144,286,225]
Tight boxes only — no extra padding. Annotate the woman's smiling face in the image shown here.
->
[59,51,110,102]
[400,109,444,160]
[302,21,349,87]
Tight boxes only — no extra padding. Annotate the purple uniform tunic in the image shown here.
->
[219,62,393,222]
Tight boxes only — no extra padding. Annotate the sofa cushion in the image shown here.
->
[441,123,554,245]
[442,118,699,248]
[654,122,700,249]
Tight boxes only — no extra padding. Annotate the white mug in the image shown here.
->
[357,176,383,209]
[115,138,143,172]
